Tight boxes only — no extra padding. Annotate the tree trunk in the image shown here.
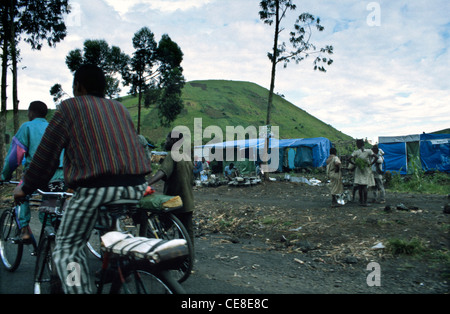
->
[1,4,10,166]
[263,0,280,179]
[10,0,19,133]
[265,0,280,126]
[137,82,142,134]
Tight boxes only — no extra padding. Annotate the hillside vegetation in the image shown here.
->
[123,80,352,148]
[6,80,352,149]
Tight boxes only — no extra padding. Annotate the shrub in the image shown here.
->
[386,238,424,255]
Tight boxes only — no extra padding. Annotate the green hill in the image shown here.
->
[5,80,352,149]
[121,80,352,148]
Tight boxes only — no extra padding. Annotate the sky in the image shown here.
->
[10,0,450,143]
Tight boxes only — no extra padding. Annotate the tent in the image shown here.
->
[196,137,332,173]
[419,133,450,173]
[378,133,450,174]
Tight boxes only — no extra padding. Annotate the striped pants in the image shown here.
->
[53,183,147,294]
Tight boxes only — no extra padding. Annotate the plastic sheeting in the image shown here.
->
[378,133,450,174]
[198,137,332,172]
[420,133,450,173]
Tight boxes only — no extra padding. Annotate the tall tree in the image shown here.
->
[1,4,10,163]
[52,39,129,101]
[0,0,69,166]
[259,0,333,125]
[125,27,157,134]
[155,34,185,127]
[124,28,185,131]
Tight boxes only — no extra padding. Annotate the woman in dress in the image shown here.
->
[326,147,344,207]
[350,139,375,207]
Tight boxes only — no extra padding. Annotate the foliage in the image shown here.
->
[386,238,424,255]
[123,28,185,130]
[354,157,369,170]
[258,0,333,126]
[49,83,68,103]
[13,0,70,50]
[120,80,352,148]
[1,0,69,167]
[61,39,129,99]
[385,170,450,195]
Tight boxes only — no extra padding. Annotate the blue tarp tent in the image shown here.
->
[379,133,450,174]
[419,133,450,173]
[197,137,331,173]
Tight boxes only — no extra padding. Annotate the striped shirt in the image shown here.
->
[22,96,151,194]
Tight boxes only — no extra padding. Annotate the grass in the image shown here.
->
[386,238,425,255]
[385,170,450,195]
[122,79,353,148]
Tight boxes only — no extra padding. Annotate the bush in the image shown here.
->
[386,238,424,255]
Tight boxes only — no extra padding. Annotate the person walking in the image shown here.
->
[326,147,344,207]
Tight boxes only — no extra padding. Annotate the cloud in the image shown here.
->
[105,0,214,15]
[268,0,450,142]
[9,0,450,144]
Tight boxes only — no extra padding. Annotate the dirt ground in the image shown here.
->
[1,177,448,294]
[190,176,450,294]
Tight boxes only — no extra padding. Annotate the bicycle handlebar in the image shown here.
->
[36,189,74,198]
[0,180,20,185]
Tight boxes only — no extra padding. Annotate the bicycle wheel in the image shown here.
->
[117,269,185,294]
[146,213,194,283]
[0,208,23,272]
[34,231,61,294]
[87,216,140,260]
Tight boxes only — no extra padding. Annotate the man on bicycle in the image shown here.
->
[1,101,63,240]
[14,64,152,293]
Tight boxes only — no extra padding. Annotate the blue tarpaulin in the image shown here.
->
[419,133,450,173]
[198,137,332,172]
[379,133,450,174]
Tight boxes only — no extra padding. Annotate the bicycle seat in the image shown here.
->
[101,231,188,264]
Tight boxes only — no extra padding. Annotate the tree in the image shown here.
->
[0,0,69,167]
[259,0,333,125]
[52,39,129,101]
[124,27,157,134]
[124,28,185,132]
[155,34,185,127]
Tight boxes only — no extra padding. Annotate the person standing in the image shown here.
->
[1,101,63,240]
[147,131,195,246]
[350,139,375,207]
[371,145,386,203]
[14,64,151,293]
[193,155,203,180]
[326,147,344,207]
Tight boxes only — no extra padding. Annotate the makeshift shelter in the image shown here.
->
[196,137,331,173]
[378,133,450,174]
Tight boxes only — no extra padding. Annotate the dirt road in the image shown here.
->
[1,179,448,294]
[190,178,449,294]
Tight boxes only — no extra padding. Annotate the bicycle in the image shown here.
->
[32,187,73,294]
[0,181,26,272]
[0,180,71,294]
[87,194,194,283]
[94,199,187,294]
